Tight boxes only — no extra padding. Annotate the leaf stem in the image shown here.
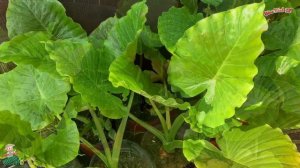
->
[80,137,109,167]
[111,92,135,168]
[76,115,90,124]
[128,113,166,143]
[27,158,37,168]
[169,113,185,140]
[163,140,183,152]
[149,99,169,138]
[163,81,172,130]
[89,106,112,163]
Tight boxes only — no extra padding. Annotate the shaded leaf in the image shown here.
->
[238,56,300,129]
[276,20,300,73]
[180,0,198,13]
[276,56,299,75]
[140,26,162,48]
[158,7,202,52]
[262,13,298,51]
[0,111,37,151]
[6,0,86,39]
[89,17,118,49]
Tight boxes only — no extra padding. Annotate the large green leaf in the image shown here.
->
[0,65,70,130]
[104,1,148,60]
[35,119,80,167]
[47,38,127,119]
[108,1,189,109]
[0,111,37,151]
[158,7,202,52]
[0,31,55,71]
[6,0,86,39]
[183,125,300,167]
[73,48,128,119]
[168,3,267,128]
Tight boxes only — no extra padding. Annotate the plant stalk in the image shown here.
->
[163,81,172,130]
[149,99,169,137]
[169,113,185,140]
[111,92,135,168]
[80,137,109,167]
[128,113,166,143]
[89,107,112,163]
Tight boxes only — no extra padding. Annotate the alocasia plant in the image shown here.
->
[0,0,300,167]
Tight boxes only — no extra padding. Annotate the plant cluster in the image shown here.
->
[0,0,300,167]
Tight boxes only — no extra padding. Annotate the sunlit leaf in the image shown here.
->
[0,65,70,130]
[184,125,300,167]
[169,3,267,127]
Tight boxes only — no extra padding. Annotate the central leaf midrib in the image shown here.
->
[24,1,54,35]
[212,7,250,81]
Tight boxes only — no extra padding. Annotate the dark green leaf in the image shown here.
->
[6,0,86,39]
[158,7,202,52]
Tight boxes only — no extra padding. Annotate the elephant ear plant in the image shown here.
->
[0,0,151,167]
[0,0,300,168]
[166,0,300,167]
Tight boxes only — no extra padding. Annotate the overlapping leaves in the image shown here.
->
[0,111,79,167]
[238,56,300,129]
[158,7,202,52]
[108,1,189,109]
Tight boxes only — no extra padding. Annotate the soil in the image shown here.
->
[287,130,300,151]
[89,140,155,168]
[140,131,191,168]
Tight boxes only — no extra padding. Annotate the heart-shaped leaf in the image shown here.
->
[168,3,267,127]
[0,65,70,130]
